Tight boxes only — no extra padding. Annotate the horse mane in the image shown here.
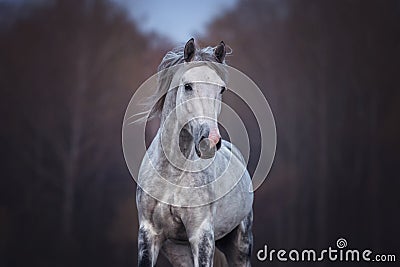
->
[146,43,230,121]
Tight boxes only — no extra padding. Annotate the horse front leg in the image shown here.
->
[138,222,164,267]
[216,211,253,267]
[187,223,215,267]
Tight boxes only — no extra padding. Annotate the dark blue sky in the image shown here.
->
[0,0,238,43]
[111,0,238,43]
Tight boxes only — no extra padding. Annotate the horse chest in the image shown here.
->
[150,203,188,240]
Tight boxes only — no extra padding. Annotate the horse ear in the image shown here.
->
[184,38,195,62]
[214,41,226,63]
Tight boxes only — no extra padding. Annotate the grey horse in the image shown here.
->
[136,38,253,267]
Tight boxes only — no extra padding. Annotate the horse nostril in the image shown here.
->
[197,138,213,159]
[216,138,222,150]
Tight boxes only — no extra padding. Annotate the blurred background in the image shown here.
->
[1,0,399,266]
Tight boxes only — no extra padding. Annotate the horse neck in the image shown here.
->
[156,93,197,164]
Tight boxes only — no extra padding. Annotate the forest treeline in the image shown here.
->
[0,0,399,266]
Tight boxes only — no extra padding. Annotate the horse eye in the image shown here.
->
[220,86,226,94]
[184,83,192,91]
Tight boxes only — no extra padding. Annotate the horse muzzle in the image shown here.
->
[195,124,222,159]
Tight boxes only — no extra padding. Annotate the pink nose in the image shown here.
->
[208,127,221,147]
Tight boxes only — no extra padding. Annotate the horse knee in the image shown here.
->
[189,231,215,267]
[199,232,215,265]
[138,224,163,267]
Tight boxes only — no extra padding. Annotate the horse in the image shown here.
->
[136,38,253,267]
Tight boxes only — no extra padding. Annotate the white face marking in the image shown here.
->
[181,65,225,88]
